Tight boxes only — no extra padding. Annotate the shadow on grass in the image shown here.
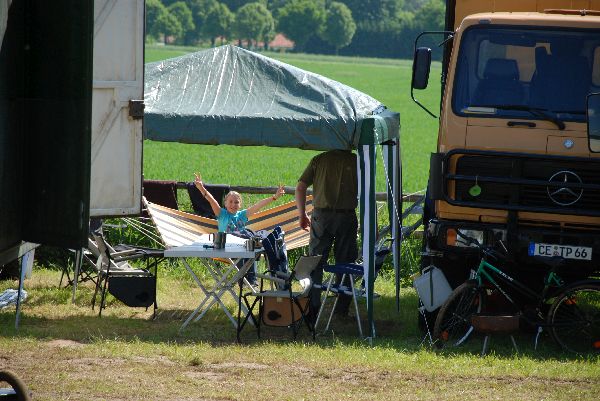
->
[2,267,596,361]
[1,287,592,362]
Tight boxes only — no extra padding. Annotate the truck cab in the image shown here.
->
[413,5,600,289]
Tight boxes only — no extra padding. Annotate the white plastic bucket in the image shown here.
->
[413,265,452,312]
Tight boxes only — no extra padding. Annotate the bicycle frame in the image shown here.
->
[474,256,564,317]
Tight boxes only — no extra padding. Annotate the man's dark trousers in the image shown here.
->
[308,208,358,317]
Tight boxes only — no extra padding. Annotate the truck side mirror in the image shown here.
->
[587,93,600,152]
[412,47,432,90]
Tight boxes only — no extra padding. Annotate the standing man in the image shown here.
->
[295,149,358,320]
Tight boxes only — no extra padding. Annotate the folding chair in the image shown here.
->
[60,245,98,289]
[414,265,452,347]
[314,237,391,337]
[237,255,321,341]
[91,226,164,317]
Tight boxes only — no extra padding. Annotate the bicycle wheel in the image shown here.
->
[548,282,600,354]
[433,280,483,348]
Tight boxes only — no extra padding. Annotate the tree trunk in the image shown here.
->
[211,37,216,47]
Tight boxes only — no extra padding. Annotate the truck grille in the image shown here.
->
[445,151,600,216]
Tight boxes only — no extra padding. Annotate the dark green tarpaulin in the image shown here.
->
[144,45,386,150]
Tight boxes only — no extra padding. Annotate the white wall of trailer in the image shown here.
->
[91,0,144,217]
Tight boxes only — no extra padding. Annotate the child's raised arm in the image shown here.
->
[194,172,221,217]
[246,185,285,217]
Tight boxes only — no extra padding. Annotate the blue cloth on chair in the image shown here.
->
[322,263,365,297]
[325,263,363,276]
[261,226,288,276]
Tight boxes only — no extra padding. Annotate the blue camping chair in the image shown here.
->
[316,263,365,336]
[314,238,391,337]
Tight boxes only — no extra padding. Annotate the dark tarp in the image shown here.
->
[143,45,385,151]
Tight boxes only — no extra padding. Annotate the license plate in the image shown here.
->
[528,243,592,261]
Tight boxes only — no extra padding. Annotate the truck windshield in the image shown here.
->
[452,26,600,123]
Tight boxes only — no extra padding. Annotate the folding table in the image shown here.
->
[164,234,260,331]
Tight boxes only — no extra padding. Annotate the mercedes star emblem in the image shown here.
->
[547,170,583,206]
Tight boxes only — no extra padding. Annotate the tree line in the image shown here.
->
[147,0,445,59]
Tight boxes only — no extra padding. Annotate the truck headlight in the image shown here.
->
[446,228,484,248]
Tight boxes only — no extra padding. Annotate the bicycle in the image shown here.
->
[433,232,600,354]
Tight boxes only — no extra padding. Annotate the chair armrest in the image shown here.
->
[256,273,286,286]
[274,271,291,279]
[116,244,164,257]
[111,249,139,258]
[262,269,291,279]
[112,250,152,263]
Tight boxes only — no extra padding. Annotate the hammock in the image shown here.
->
[144,196,313,250]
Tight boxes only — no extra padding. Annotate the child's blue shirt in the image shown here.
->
[217,208,248,233]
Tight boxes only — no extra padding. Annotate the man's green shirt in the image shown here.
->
[299,150,357,210]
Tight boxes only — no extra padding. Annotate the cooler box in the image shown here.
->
[413,265,452,312]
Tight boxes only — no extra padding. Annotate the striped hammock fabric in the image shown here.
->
[145,196,313,250]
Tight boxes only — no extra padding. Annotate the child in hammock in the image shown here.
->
[194,172,285,285]
[194,172,285,233]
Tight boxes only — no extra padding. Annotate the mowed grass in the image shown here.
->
[2,269,599,400]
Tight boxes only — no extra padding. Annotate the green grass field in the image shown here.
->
[144,45,442,194]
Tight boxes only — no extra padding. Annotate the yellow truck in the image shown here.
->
[412,1,600,292]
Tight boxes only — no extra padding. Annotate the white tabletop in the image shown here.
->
[164,233,258,259]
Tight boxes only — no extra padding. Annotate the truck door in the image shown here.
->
[90,0,144,217]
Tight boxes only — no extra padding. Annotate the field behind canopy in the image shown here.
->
[143,45,442,194]
[1,48,598,400]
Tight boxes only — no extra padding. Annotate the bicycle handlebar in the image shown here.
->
[455,230,506,261]
[454,229,482,248]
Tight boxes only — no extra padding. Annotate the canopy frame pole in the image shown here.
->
[381,138,402,312]
[359,141,377,340]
